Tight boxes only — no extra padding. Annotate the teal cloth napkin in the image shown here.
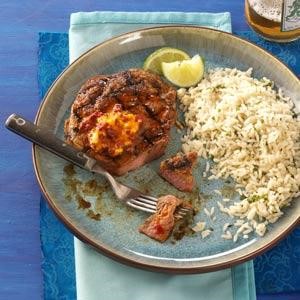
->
[69,11,256,300]
[69,11,231,62]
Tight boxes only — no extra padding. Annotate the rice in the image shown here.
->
[223,198,231,202]
[221,231,232,240]
[201,229,212,239]
[223,223,231,232]
[192,221,206,232]
[205,161,210,172]
[214,189,222,195]
[178,67,300,240]
[204,208,211,217]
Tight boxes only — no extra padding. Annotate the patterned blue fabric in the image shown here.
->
[38,33,75,300]
[38,31,300,299]
[238,31,300,76]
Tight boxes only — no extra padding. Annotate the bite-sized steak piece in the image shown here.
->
[64,69,177,176]
[159,152,198,192]
[139,195,183,242]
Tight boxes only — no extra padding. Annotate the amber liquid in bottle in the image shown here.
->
[245,0,300,42]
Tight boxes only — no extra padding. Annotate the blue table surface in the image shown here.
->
[0,1,299,299]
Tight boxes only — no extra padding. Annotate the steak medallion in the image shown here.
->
[64,69,177,175]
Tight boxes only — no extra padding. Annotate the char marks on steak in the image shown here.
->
[159,152,198,192]
[64,69,177,176]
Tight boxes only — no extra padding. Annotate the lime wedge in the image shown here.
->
[162,55,204,87]
[143,47,190,75]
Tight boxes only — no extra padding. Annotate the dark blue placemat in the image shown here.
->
[38,31,300,299]
[38,33,75,300]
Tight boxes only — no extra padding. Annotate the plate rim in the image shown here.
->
[33,25,300,274]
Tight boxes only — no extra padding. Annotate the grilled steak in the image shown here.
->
[159,152,198,192]
[64,69,177,176]
[139,195,183,242]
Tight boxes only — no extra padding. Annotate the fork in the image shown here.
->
[5,114,192,217]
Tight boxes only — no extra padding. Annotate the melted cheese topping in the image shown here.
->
[88,111,141,157]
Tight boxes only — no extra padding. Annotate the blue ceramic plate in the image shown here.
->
[34,26,300,273]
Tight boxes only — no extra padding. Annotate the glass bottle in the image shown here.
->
[245,0,300,42]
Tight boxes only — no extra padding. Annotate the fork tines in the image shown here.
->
[126,195,193,217]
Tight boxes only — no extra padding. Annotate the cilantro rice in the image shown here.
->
[178,68,300,240]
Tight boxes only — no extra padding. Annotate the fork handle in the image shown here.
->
[5,113,89,168]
